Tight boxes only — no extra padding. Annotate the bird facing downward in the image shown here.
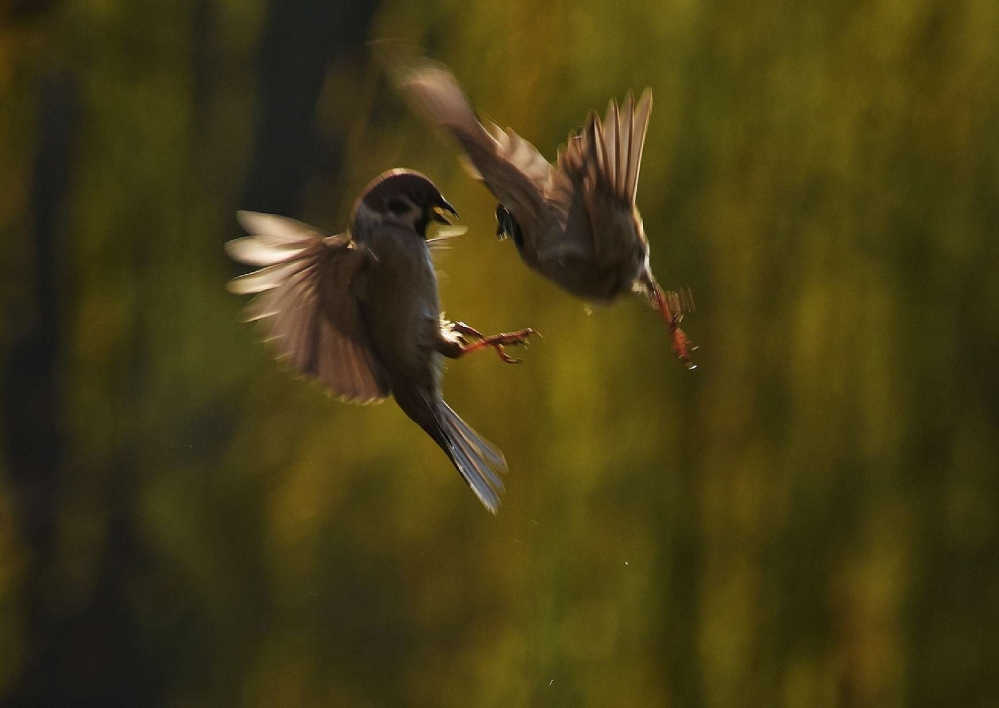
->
[226,169,536,514]
[378,46,696,369]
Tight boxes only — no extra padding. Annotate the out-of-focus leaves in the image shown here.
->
[1,0,998,706]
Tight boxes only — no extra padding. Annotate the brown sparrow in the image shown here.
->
[378,46,696,368]
[226,169,536,513]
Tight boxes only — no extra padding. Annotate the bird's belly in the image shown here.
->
[362,248,441,384]
[529,249,641,303]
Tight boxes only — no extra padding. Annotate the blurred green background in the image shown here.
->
[2,0,998,706]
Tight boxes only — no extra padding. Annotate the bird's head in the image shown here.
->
[354,169,458,238]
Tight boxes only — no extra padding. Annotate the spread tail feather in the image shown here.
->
[393,385,508,514]
[438,401,507,514]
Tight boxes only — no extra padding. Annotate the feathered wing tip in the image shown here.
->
[605,98,620,195]
[438,401,507,514]
[226,211,390,404]
[457,154,483,180]
[375,42,555,200]
[426,225,467,248]
[624,88,653,203]
[558,89,652,205]
[226,211,321,291]
[373,40,489,156]
[425,226,467,281]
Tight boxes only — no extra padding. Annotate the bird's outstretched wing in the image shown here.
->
[376,43,569,244]
[226,211,390,404]
[556,89,653,259]
[557,89,652,207]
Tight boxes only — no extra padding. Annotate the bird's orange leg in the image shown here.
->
[651,286,697,370]
[448,322,538,364]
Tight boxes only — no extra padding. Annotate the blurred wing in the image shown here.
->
[557,89,652,207]
[555,90,652,259]
[226,211,390,404]
[425,224,466,263]
[377,44,564,240]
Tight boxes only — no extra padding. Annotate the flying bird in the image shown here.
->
[378,46,696,369]
[226,169,536,514]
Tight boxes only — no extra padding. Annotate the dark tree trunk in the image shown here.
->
[3,71,78,708]
[239,0,380,217]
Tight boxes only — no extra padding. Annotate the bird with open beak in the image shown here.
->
[226,169,536,514]
[377,46,696,369]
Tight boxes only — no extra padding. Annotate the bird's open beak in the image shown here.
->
[431,199,459,225]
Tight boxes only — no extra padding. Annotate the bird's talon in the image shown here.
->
[454,326,536,362]
[495,346,522,364]
[670,329,697,369]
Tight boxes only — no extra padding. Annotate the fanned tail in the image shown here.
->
[438,401,507,514]
[392,385,508,514]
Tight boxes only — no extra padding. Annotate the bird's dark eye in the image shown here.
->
[387,198,410,215]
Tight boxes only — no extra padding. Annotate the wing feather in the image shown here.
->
[227,211,390,404]
[377,44,561,241]
[620,92,635,199]
[604,98,620,194]
[626,89,653,203]
[555,90,652,206]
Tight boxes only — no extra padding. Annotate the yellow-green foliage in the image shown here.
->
[1,1,997,706]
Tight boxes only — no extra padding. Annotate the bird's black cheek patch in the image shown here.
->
[387,198,410,215]
[415,215,431,239]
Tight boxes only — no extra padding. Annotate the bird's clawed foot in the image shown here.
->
[654,286,697,370]
[450,322,539,364]
[667,314,698,370]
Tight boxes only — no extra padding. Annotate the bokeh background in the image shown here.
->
[2,0,998,706]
